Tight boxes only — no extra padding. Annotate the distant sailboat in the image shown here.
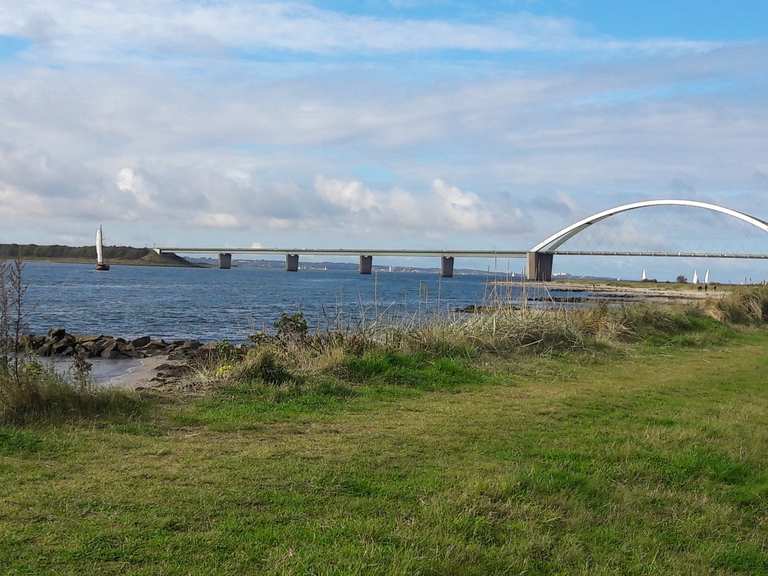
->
[641,268,647,281]
[96,225,110,271]
[704,269,710,284]
[692,270,699,285]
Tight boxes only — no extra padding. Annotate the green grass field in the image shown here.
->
[2,329,768,575]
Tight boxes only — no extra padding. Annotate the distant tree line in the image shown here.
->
[0,244,151,260]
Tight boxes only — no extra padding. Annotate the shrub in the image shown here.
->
[275,313,308,341]
[234,348,297,386]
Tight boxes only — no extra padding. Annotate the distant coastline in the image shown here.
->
[0,244,197,267]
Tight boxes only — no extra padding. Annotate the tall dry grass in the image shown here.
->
[712,285,768,324]
[0,253,142,424]
[193,300,735,391]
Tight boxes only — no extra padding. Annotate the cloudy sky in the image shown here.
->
[1,0,767,279]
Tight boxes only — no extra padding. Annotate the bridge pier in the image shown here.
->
[218,253,232,269]
[527,252,553,282]
[441,256,455,278]
[286,254,299,272]
[359,255,372,275]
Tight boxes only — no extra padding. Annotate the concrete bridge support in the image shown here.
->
[286,253,299,272]
[359,255,373,275]
[218,253,232,269]
[527,251,553,282]
[441,256,455,278]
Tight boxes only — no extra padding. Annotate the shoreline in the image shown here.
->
[490,280,727,301]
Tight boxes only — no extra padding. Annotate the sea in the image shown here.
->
[21,261,588,342]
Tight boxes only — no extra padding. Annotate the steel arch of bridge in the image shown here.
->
[530,199,768,253]
[524,199,768,281]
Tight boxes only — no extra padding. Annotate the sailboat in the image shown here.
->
[704,269,710,284]
[692,270,699,285]
[96,225,110,271]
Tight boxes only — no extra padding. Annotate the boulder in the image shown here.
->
[167,340,203,361]
[20,334,46,350]
[101,342,125,360]
[142,341,169,356]
[52,336,76,355]
[79,340,96,352]
[47,327,66,340]
[116,340,135,355]
[90,337,112,356]
[154,363,191,380]
[131,336,151,348]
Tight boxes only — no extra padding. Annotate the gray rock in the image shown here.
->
[142,341,168,357]
[48,328,66,340]
[167,340,203,360]
[90,338,111,355]
[116,341,135,354]
[154,363,191,379]
[101,342,124,360]
[52,336,75,355]
[131,336,151,348]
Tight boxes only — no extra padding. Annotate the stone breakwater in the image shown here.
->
[22,328,230,362]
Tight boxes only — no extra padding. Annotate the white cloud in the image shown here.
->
[315,175,380,213]
[116,167,155,208]
[0,1,719,63]
[431,178,496,231]
[312,175,508,234]
[193,212,241,229]
[0,184,48,218]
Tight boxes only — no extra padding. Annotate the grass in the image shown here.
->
[2,310,768,574]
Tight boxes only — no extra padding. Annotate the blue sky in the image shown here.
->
[0,0,766,280]
[314,0,767,40]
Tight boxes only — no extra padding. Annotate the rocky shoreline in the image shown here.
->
[23,328,230,361]
[22,329,249,389]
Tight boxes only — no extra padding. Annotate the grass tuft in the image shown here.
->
[233,348,298,386]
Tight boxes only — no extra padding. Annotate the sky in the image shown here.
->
[0,0,767,280]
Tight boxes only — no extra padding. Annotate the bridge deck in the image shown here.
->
[154,247,768,260]
[155,248,529,258]
[555,251,768,259]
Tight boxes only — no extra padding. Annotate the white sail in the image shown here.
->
[641,268,647,281]
[96,226,104,265]
[704,269,710,284]
[692,270,698,285]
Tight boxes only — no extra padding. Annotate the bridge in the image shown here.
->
[154,200,768,280]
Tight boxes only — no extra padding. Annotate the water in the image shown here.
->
[21,261,572,341]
